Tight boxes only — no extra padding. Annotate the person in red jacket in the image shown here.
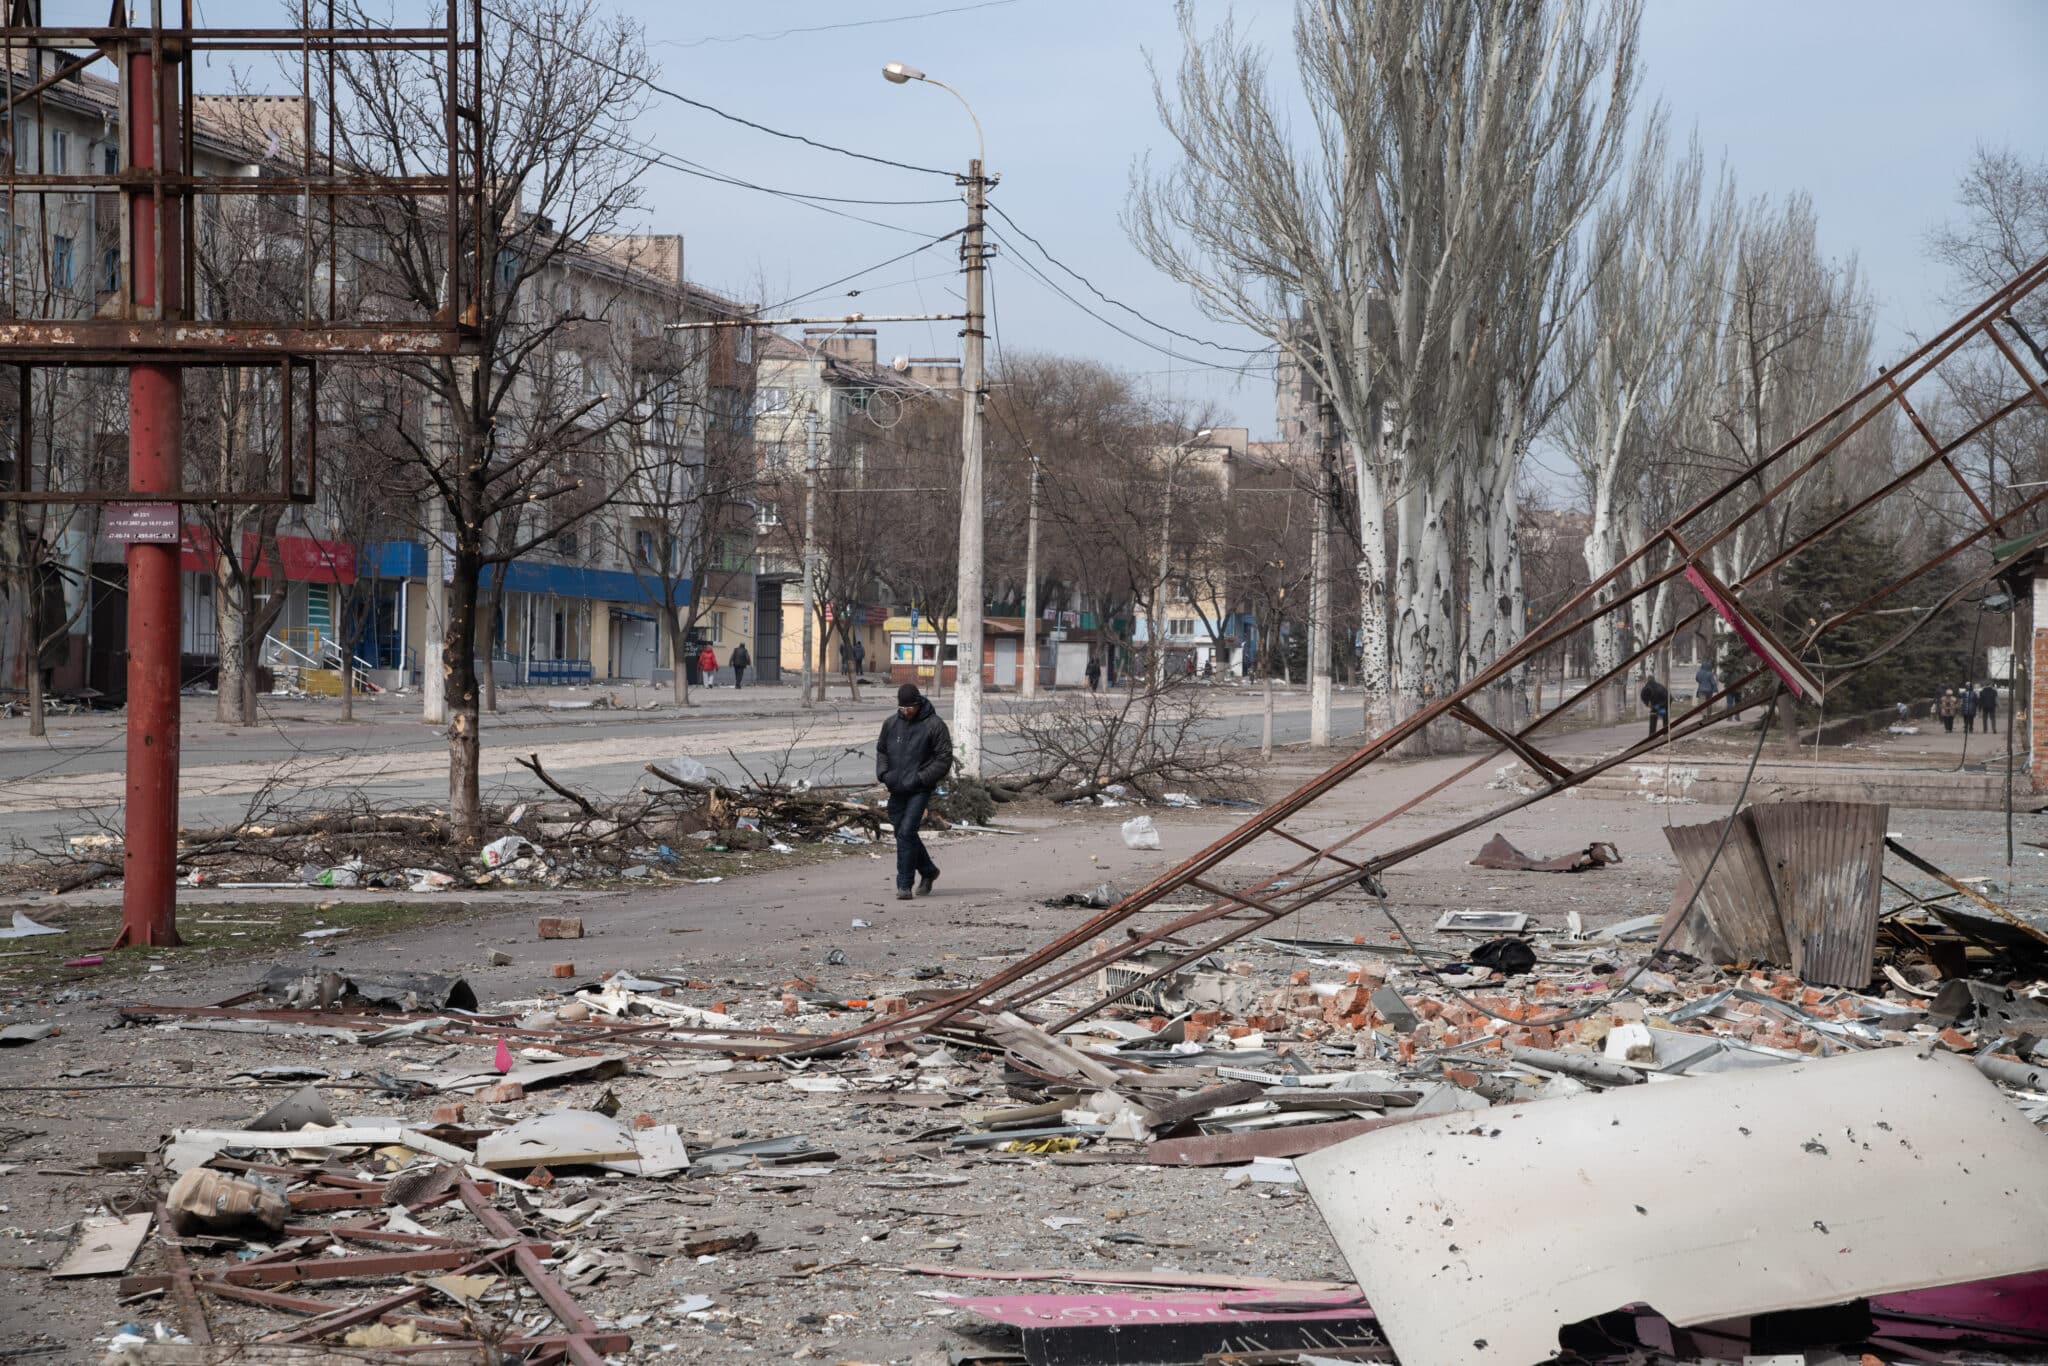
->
[697,643,718,689]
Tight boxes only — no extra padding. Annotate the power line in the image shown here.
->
[579,126,946,237]
[987,224,1271,375]
[987,203,1270,356]
[671,1,1019,48]
[482,1,954,180]
[762,230,965,314]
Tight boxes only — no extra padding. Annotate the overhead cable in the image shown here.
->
[482,1,954,179]
[988,202,1271,356]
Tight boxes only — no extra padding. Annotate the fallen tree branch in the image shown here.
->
[514,753,599,817]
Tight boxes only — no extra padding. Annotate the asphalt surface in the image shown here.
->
[0,680,1338,847]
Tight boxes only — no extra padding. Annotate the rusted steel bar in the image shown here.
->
[155,1205,214,1345]
[459,1180,618,1366]
[272,1246,513,1343]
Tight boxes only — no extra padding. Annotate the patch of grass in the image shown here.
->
[0,898,471,992]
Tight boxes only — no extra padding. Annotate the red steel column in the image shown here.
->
[115,40,183,948]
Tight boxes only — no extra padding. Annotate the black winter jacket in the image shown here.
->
[876,699,953,795]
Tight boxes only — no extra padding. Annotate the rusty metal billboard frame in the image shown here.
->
[735,253,2048,1059]
[0,0,483,505]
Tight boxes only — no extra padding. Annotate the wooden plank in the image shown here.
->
[51,1211,152,1278]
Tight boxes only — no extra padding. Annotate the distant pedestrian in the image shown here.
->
[1105,654,1118,689]
[730,642,750,689]
[1960,683,1978,735]
[1939,689,1957,732]
[1640,676,1670,741]
[1980,682,1998,733]
[697,643,718,689]
[853,636,867,676]
[1085,655,1101,691]
[876,684,951,902]
[1694,659,1717,703]
[1897,700,1910,722]
[1183,653,1196,678]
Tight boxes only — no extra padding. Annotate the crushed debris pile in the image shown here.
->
[19,814,2038,1364]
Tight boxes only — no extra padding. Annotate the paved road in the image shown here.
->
[0,681,1342,847]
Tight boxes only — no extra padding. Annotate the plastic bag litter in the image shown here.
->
[658,756,709,785]
[1120,815,1161,850]
[405,868,455,893]
[1162,792,1199,807]
[480,836,540,868]
[303,865,360,888]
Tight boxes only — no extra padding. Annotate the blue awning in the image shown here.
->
[362,541,692,608]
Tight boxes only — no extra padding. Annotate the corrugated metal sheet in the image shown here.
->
[1663,812,1786,964]
[1750,800,1888,988]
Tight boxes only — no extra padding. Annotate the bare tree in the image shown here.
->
[1559,128,1736,715]
[1130,0,1641,734]
[328,0,659,843]
[619,325,759,706]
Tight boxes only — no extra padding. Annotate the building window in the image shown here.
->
[103,145,117,175]
[633,528,658,566]
[51,235,72,290]
[710,610,725,642]
[555,526,578,559]
[101,247,118,293]
[49,129,67,174]
[754,386,788,415]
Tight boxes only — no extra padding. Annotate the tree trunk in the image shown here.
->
[22,587,44,738]
[216,558,249,724]
[668,604,689,705]
[338,611,355,722]
[481,580,503,713]
[1353,457,1391,736]
[446,550,483,845]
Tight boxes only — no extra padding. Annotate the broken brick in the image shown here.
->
[549,962,576,979]
[536,916,583,940]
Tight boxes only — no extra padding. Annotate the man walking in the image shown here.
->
[730,642,750,690]
[1980,681,1998,734]
[1640,675,1670,741]
[1961,683,1978,736]
[853,636,866,677]
[1939,688,1957,732]
[1695,658,1717,705]
[877,684,951,901]
[1085,655,1101,691]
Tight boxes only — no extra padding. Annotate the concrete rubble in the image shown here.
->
[6,815,2048,1363]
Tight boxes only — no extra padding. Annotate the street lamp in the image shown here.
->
[883,60,990,775]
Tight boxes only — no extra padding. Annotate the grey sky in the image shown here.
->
[622,0,2043,437]
[200,1,2048,439]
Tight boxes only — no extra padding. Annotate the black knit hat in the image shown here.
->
[897,683,921,706]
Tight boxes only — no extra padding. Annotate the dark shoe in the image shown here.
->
[896,888,913,901]
[916,870,938,897]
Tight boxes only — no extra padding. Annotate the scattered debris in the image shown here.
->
[1469,832,1621,873]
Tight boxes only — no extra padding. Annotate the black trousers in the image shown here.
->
[887,789,939,890]
[732,665,746,688]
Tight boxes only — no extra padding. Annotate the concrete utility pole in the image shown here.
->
[1021,451,1040,700]
[1308,400,1336,747]
[801,411,819,708]
[1153,459,1176,695]
[117,34,185,948]
[884,60,988,775]
[423,483,447,725]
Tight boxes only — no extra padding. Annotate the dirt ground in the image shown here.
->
[1,719,2041,1363]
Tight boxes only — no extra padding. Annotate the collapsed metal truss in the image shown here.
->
[772,252,2048,1057]
[0,0,484,503]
